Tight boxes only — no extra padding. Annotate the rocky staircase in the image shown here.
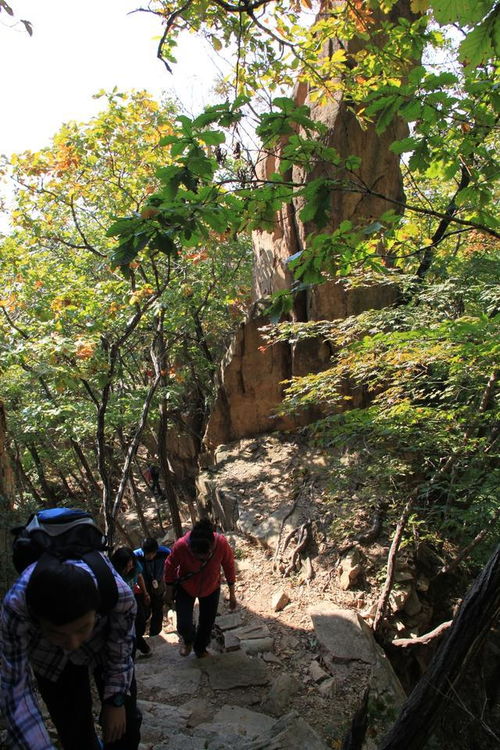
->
[134,601,405,750]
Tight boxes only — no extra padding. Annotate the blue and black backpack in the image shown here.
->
[11,507,118,613]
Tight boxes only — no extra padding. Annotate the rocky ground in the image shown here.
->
[132,433,409,749]
[0,433,432,749]
[134,529,404,750]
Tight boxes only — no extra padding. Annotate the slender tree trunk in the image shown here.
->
[153,309,183,539]
[96,306,152,543]
[71,438,101,497]
[26,443,59,504]
[11,443,45,506]
[113,516,136,547]
[128,472,150,539]
[55,468,78,500]
[96,349,115,540]
[0,402,15,503]
[110,373,161,536]
[134,455,165,532]
[158,395,183,539]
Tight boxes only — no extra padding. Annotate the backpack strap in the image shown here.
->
[81,551,119,614]
[175,546,216,585]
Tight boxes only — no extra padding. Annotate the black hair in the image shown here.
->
[26,561,100,625]
[189,518,214,555]
[141,537,159,555]
[111,547,135,577]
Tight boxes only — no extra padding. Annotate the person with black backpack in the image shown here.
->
[0,508,142,750]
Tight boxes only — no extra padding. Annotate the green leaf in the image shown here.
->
[110,233,150,266]
[399,100,422,121]
[171,140,188,158]
[106,216,140,237]
[390,137,418,155]
[339,220,353,232]
[198,130,225,146]
[150,232,177,255]
[159,135,178,146]
[432,0,492,26]
[376,96,402,134]
[345,155,362,171]
[459,15,497,67]
[185,156,215,178]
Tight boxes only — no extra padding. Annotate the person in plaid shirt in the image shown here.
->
[0,556,142,749]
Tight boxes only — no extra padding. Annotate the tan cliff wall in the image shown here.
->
[202,0,416,450]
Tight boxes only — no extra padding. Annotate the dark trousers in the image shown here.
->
[36,661,142,750]
[134,594,149,654]
[147,586,165,636]
[175,585,220,656]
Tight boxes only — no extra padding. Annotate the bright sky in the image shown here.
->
[0,0,222,157]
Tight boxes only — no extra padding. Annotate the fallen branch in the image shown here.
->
[272,491,300,572]
[284,520,312,576]
[391,620,452,648]
[372,495,416,635]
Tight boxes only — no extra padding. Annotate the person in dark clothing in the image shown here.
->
[144,465,161,495]
[133,538,170,637]
[0,558,142,750]
[111,547,152,658]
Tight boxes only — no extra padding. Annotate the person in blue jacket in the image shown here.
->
[111,547,151,658]
[133,538,170,636]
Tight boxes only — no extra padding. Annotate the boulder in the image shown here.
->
[265,672,301,716]
[241,711,331,750]
[198,652,269,690]
[309,603,406,739]
[309,660,329,683]
[338,547,364,590]
[271,590,291,612]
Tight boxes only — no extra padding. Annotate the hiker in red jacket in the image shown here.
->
[164,519,236,657]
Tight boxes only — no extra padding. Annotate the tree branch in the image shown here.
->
[391,620,452,648]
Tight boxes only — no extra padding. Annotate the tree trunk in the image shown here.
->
[27,443,60,504]
[71,438,101,498]
[378,545,500,750]
[153,309,183,539]
[158,395,183,539]
[0,402,16,596]
[128,471,150,539]
[114,516,136,547]
[0,402,15,504]
[111,373,161,531]
[11,441,45,506]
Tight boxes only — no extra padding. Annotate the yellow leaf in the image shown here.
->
[331,48,347,64]
[410,0,429,12]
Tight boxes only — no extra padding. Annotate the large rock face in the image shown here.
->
[204,280,398,449]
[204,0,415,450]
[203,316,324,450]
